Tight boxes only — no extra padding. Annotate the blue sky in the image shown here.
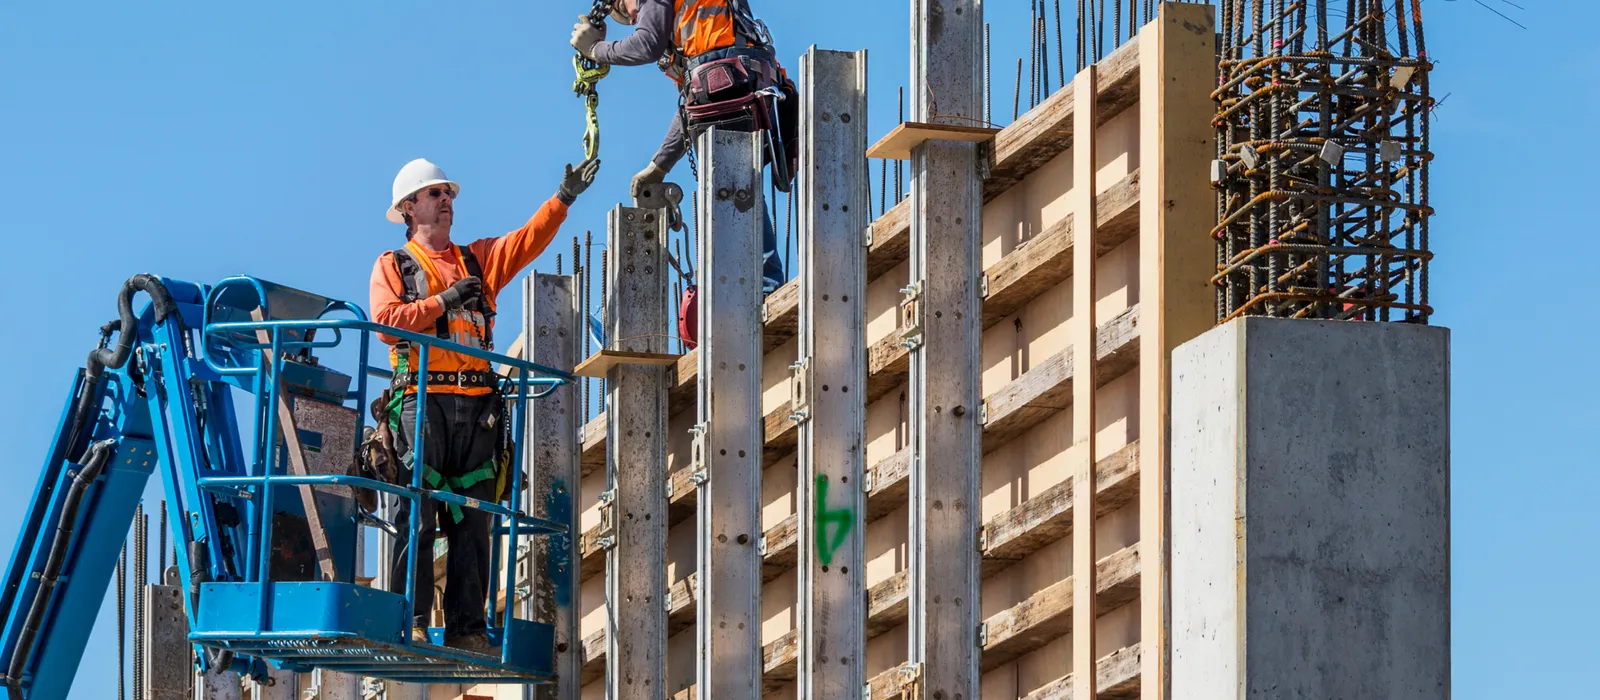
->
[2,1,1596,697]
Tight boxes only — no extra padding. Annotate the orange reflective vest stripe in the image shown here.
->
[387,240,496,394]
[674,0,740,60]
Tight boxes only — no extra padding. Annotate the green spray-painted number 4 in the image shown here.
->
[813,475,855,568]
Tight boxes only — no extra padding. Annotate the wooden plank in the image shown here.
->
[981,442,1141,578]
[1138,7,1218,700]
[980,305,1141,451]
[603,202,671,700]
[696,128,766,697]
[868,198,914,280]
[573,349,681,378]
[1071,64,1102,699]
[981,170,1142,329]
[982,545,1139,672]
[761,514,799,583]
[984,37,1142,202]
[867,121,1001,160]
[865,618,1142,699]
[1019,644,1143,700]
[525,273,582,700]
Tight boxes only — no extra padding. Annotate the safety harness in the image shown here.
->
[384,244,510,522]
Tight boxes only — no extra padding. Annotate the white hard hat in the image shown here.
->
[387,158,460,224]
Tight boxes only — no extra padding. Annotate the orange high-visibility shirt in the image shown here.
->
[368,195,569,393]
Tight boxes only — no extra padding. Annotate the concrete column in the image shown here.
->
[1171,317,1449,699]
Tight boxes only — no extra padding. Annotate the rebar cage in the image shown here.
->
[1212,0,1434,323]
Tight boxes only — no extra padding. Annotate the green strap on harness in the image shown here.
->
[387,355,497,524]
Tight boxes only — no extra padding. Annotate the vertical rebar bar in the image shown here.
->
[1055,0,1065,87]
[133,506,145,700]
[785,186,794,281]
[1115,0,1122,47]
[1013,58,1023,121]
[985,23,993,124]
[895,87,904,200]
[118,541,126,700]
[1029,0,1039,109]
[1039,13,1050,99]
[1077,0,1085,72]
[157,501,166,579]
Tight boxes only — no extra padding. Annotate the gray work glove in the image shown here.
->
[630,162,667,199]
[571,17,605,59]
[558,158,601,205]
[437,276,482,310]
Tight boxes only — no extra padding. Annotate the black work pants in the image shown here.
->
[387,391,501,635]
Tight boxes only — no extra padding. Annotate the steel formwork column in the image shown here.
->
[524,272,582,700]
[693,127,765,699]
[604,201,671,700]
[793,47,869,699]
[905,0,984,697]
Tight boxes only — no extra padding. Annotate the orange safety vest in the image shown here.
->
[388,240,496,395]
[673,0,741,59]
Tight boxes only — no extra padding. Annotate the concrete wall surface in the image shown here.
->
[1171,317,1450,699]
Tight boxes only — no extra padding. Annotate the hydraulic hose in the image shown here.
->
[4,440,115,700]
[64,275,175,461]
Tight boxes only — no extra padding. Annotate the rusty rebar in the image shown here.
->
[1214,0,1433,323]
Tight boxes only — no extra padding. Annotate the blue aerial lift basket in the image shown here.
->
[0,274,576,698]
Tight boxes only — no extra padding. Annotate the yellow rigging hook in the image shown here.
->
[573,1,614,162]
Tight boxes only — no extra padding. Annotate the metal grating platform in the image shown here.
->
[190,581,555,683]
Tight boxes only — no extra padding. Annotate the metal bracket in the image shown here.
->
[757,535,768,556]
[978,273,990,298]
[597,488,617,534]
[595,535,616,551]
[977,526,988,552]
[979,400,990,426]
[862,469,875,494]
[977,622,988,647]
[761,302,770,324]
[789,357,813,424]
[634,181,686,232]
[863,225,874,248]
[898,281,924,351]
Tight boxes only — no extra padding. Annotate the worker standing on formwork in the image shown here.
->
[571,0,796,311]
[369,156,599,652]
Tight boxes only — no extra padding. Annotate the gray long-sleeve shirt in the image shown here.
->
[591,0,689,172]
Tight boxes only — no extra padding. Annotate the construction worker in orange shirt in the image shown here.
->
[368,156,599,652]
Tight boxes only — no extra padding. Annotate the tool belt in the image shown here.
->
[390,369,497,390]
[681,50,798,190]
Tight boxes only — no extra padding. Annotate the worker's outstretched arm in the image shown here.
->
[370,252,444,345]
[473,160,600,296]
[588,0,674,66]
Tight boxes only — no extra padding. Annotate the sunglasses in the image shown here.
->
[424,187,454,200]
